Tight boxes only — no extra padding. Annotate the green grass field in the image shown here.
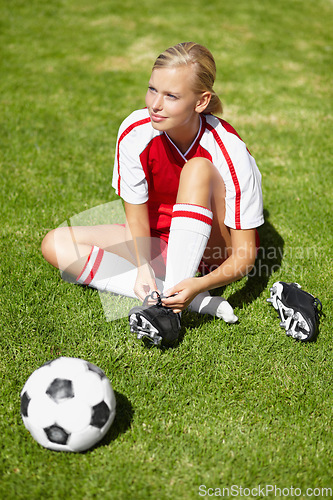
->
[1,0,332,498]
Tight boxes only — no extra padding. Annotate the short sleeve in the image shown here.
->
[206,116,264,230]
[223,145,264,230]
[112,112,150,205]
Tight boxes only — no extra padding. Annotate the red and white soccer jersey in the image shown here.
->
[112,108,264,236]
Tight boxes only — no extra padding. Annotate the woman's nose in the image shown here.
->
[152,94,163,111]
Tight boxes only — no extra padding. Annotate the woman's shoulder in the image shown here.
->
[118,108,152,135]
[204,114,240,136]
[204,114,246,147]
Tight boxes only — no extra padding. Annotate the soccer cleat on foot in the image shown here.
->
[129,291,181,347]
[267,281,322,342]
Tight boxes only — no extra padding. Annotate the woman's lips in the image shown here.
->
[150,113,167,123]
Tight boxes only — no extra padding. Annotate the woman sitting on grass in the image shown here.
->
[42,42,264,345]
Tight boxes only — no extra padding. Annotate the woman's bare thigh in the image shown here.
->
[64,224,124,250]
[42,223,137,272]
[202,167,232,267]
[59,224,135,261]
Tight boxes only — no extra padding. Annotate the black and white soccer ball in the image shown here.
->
[20,357,116,452]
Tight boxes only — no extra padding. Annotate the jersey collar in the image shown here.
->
[163,115,205,162]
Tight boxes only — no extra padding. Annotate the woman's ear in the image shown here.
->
[195,92,211,113]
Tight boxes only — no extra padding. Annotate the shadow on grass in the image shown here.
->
[205,209,284,311]
[227,209,284,308]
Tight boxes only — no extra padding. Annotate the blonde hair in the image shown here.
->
[152,42,223,115]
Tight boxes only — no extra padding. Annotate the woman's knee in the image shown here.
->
[41,227,70,266]
[180,157,214,183]
[41,229,57,264]
[177,157,215,206]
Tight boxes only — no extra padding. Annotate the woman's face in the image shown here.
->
[145,65,202,136]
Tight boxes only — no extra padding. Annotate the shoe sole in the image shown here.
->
[129,312,163,346]
[267,282,311,341]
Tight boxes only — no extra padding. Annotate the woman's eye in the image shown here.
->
[167,94,178,100]
[148,86,156,93]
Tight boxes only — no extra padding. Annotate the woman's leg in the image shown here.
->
[175,157,232,268]
[42,224,144,298]
[42,224,166,299]
[41,224,135,277]
[163,157,237,322]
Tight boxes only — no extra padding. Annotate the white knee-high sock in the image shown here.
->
[76,246,138,299]
[163,204,238,323]
[163,203,213,292]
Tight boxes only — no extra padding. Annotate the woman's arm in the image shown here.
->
[124,201,157,300]
[162,228,257,312]
[199,228,257,290]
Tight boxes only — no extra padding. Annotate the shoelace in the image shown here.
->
[143,290,163,307]
[151,290,163,306]
[143,290,179,310]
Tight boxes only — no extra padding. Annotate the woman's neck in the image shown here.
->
[166,115,201,155]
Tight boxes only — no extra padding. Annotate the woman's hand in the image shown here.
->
[134,264,158,302]
[162,277,203,313]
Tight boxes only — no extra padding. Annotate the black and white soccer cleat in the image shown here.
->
[267,281,322,342]
[129,291,181,347]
